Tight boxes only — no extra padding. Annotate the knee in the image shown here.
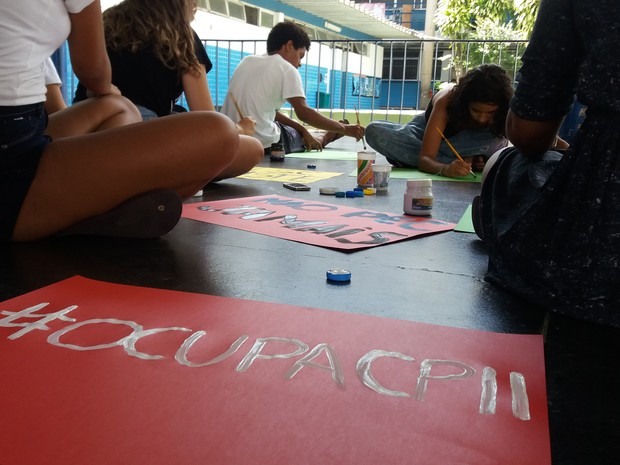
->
[203,112,240,158]
[365,122,382,143]
[218,113,240,147]
[101,94,142,123]
[245,136,264,166]
[365,122,378,136]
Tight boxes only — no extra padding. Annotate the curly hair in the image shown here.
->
[103,0,201,76]
[267,21,311,54]
[447,64,514,136]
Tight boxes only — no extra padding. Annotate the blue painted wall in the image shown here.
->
[379,81,420,109]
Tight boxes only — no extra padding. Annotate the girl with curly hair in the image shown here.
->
[365,64,517,178]
[103,0,215,119]
[76,0,212,119]
[75,0,262,181]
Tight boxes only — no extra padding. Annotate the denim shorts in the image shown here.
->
[136,104,158,121]
[0,103,50,241]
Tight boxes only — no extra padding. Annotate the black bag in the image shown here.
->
[277,122,306,154]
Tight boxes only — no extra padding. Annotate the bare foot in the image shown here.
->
[322,119,349,147]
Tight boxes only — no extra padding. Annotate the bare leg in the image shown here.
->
[13,111,239,241]
[46,95,142,138]
[213,135,264,181]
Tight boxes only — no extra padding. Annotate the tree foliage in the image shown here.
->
[435,0,540,76]
[513,0,541,35]
[436,0,539,39]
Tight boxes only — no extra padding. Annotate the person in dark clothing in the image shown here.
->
[475,0,620,326]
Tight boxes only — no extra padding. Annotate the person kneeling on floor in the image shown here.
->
[221,21,365,156]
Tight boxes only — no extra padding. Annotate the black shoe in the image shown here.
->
[56,189,182,239]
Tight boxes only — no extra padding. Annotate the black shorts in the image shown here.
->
[0,103,50,241]
[263,122,306,155]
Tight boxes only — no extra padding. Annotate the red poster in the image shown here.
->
[182,195,454,250]
[0,277,550,465]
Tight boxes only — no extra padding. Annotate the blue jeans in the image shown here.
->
[0,103,50,241]
[365,113,508,168]
[136,104,158,121]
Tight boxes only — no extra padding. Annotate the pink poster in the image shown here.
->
[182,195,454,250]
[0,276,550,465]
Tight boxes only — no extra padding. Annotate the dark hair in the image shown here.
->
[267,21,311,54]
[448,64,513,136]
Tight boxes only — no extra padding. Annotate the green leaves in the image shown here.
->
[436,0,539,39]
[435,0,539,75]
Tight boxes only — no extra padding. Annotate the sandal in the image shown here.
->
[56,189,182,239]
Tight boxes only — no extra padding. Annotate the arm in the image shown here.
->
[506,0,579,159]
[183,65,256,135]
[275,110,322,150]
[506,111,566,158]
[45,84,67,114]
[417,88,472,177]
[287,97,364,140]
[67,1,114,96]
[43,58,66,114]
[182,65,215,111]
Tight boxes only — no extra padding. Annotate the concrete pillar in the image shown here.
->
[418,0,437,109]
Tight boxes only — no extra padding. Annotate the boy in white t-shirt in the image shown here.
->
[222,21,365,155]
[43,57,67,114]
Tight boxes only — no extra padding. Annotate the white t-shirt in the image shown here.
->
[44,58,62,86]
[0,0,94,106]
[221,54,306,148]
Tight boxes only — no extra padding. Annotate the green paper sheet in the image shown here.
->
[286,149,359,161]
[454,205,475,233]
[348,167,480,182]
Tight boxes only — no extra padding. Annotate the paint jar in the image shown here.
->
[270,142,285,161]
[372,164,392,192]
[357,150,376,187]
[403,179,433,216]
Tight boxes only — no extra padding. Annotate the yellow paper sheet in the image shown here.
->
[238,166,343,183]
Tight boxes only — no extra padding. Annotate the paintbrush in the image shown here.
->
[435,127,476,178]
[354,105,367,150]
[229,92,244,120]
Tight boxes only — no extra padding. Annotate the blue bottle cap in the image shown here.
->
[345,190,356,198]
[326,268,352,282]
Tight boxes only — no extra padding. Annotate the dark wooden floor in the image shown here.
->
[1,143,619,464]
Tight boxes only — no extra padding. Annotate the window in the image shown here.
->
[244,5,259,26]
[381,43,420,80]
[299,24,317,40]
[316,30,330,41]
[260,11,274,28]
[208,0,227,15]
[228,2,245,20]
